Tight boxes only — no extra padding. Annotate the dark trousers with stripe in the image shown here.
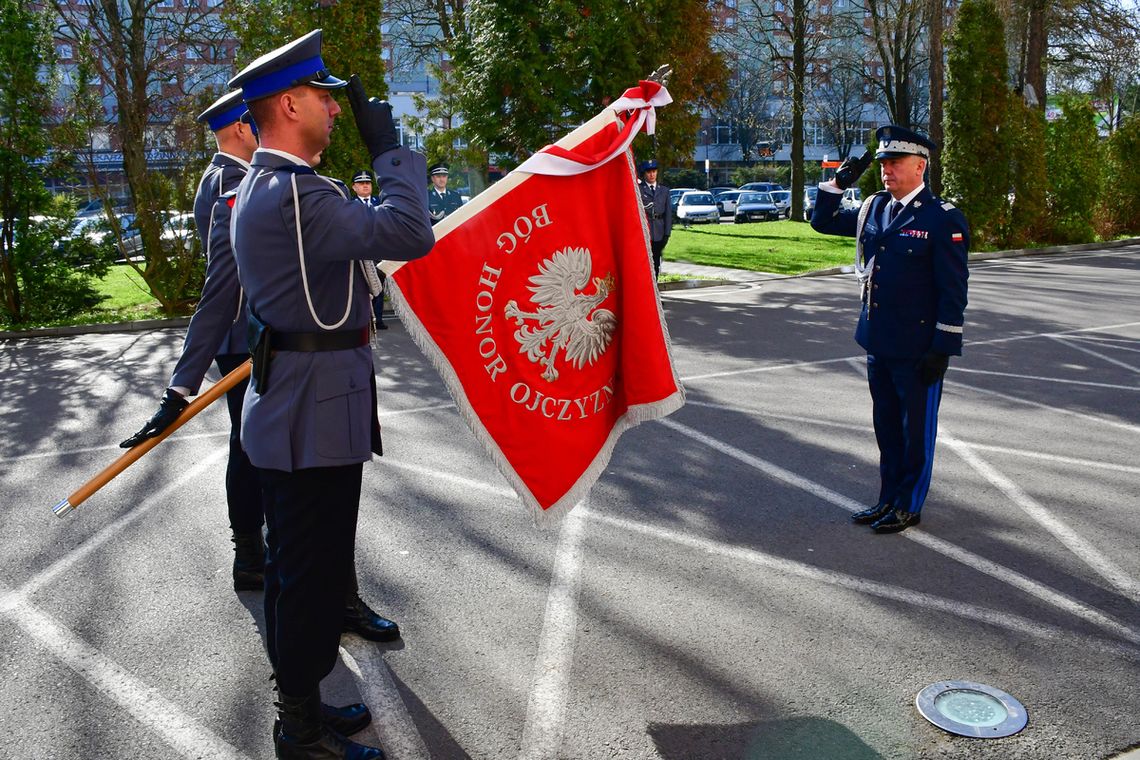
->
[259,463,362,697]
[866,354,944,514]
[215,353,265,535]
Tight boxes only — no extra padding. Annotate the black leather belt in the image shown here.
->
[270,326,369,351]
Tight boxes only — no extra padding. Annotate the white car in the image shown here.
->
[770,190,791,218]
[714,190,743,215]
[675,191,721,225]
[840,187,863,211]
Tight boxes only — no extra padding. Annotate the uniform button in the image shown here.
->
[391,157,401,166]
[349,379,357,388]
[873,265,880,271]
[872,302,878,308]
[873,284,879,290]
[879,246,885,251]
[919,319,925,324]
[907,248,913,253]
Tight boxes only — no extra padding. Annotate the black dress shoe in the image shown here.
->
[321,702,372,737]
[871,509,921,534]
[851,502,893,525]
[343,595,401,642]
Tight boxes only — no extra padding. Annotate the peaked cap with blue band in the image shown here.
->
[874,125,937,160]
[197,89,247,132]
[228,29,347,102]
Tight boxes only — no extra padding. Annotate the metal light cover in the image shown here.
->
[915,680,1028,738]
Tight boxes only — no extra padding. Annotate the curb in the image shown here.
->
[3,237,1138,341]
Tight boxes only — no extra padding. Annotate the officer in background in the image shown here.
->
[350,170,389,329]
[229,29,433,758]
[120,90,263,586]
[811,125,969,534]
[427,162,463,224]
[350,170,380,206]
[638,159,672,280]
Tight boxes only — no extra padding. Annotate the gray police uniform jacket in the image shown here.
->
[811,185,969,358]
[638,180,672,242]
[231,147,434,472]
[168,154,250,393]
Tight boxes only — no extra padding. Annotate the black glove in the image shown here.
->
[918,352,950,386]
[345,74,400,160]
[835,151,873,190]
[119,388,188,448]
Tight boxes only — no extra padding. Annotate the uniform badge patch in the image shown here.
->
[900,229,928,239]
[951,232,964,243]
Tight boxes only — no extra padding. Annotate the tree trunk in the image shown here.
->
[928,0,944,194]
[1025,0,1046,110]
[791,0,806,221]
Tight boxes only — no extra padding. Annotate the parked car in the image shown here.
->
[840,186,863,211]
[714,190,744,216]
[739,181,784,194]
[76,197,132,218]
[709,186,736,197]
[804,186,819,220]
[669,187,699,214]
[770,190,791,219]
[675,191,721,225]
[733,191,780,223]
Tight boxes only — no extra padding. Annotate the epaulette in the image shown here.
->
[941,201,956,211]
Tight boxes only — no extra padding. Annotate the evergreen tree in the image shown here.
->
[1006,97,1048,246]
[942,0,1009,246]
[224,0,386,185]
[1045,94,1101,244]
[1098,113,1140,236]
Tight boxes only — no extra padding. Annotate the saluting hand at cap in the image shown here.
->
[346,74,400,160]
[835,151,873,190]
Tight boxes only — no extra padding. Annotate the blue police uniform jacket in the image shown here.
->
[168,153,250,393]
[231,147,434,472]
[811,185,969,358]
[638,180,673,242]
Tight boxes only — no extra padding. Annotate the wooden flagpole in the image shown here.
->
[52,360,252,518]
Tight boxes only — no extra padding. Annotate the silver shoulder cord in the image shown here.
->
[853,195,876,309]
[290,173,383,331]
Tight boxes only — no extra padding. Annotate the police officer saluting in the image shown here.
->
[228,29,433,759]
[811,125,969,534]
[427,162,463,224]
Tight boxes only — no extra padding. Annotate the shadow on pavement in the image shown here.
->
[648,715,883,760]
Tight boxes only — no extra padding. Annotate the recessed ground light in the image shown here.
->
[916,681,1028,738]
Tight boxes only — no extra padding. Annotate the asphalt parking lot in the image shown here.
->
[1,245,1138,759]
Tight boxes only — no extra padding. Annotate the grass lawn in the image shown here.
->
[70,264,167,326]
[665,219,855,275]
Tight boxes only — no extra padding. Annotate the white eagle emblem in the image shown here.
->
[504,246,617,382]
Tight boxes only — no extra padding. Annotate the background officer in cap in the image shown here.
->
[427,162,463,224]
[348,170,389,330]
[120,89,264,586]
[229,29,433,759]
[638,159,672,279]
[811,125,969,534]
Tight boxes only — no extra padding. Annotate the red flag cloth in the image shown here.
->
[387,108,684,520]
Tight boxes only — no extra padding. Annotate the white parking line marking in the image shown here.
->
[957,442,1140,474]
[660,417,1140,645]
[951,379,1140,435]
[0,596,251,760]
[681,355,855,383]
[340,644,429,760]
[583,511,1140,662]
[15,448,228,601]
[941,431,1140,605]
[518,506,587,760]
[1051,335,1140,374]
[950,367,1139,390]
[384,460,515,500]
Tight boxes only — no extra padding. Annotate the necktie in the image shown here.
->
[650,185,655,192]
[888,200,902,224]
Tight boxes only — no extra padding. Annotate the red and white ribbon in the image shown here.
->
[514,80,673,177]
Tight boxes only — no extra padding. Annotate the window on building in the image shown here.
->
[725,15,735,27]
[58,44,73,60]
[186,46,200,60]
[775,0,784,9]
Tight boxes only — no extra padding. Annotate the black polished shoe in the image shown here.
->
[851,502,893,525]
[275,691,384,759]
[343,595,401,642]
[871,509,921,534]
[321,702,371,737]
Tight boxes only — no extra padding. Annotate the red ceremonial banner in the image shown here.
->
[385,95,684,520]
